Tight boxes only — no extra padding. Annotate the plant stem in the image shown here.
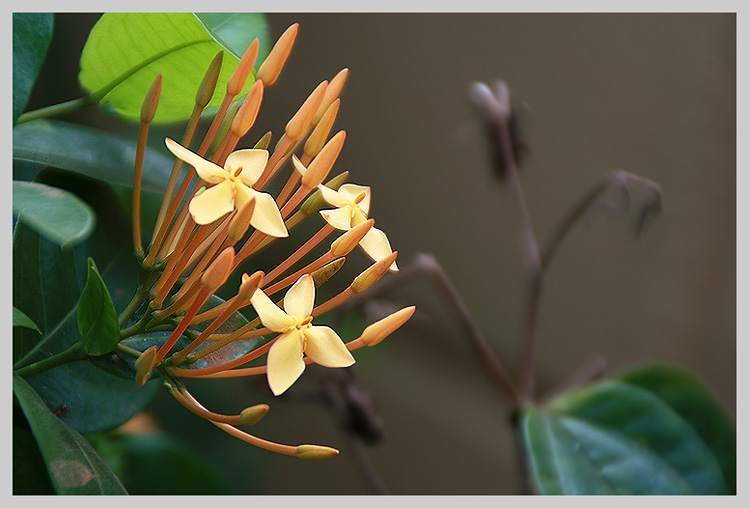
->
[14,342,87,378]
[15,96,97,124]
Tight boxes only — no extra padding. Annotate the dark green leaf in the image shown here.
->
[13,218,158,435]
[13,375,128,495]
[13,418,55,494]
[78,258,121,355]
[13,13,54,123]
[90,431,231,494]
[13,119,173,193]
[13,306,41,333]
[13,180,95,248]
[79,13,266,123]
[521,379,729,495]
[618,363,736,493]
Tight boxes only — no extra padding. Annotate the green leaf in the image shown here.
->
[521,379,730,495]
[13,119,173,193]
[78,258,121,356]
[617,363,736,493]
[79,13,267,123]
[13,306,41,333]
[90,431,231,494]
[13,217,158,435]
[13,180,96,248]
[13,375,128,495]
[196,12,270,65]
[13,13,54,123]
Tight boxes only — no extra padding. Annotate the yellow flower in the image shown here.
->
[250,274,355,395]
[165,138,288,237]
[317,183,398,271]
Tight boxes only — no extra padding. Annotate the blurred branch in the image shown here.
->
[342,253,520,406]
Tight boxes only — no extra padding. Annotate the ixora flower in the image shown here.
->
[317,183,398,271]
[251,274,355,395]
[165,137,288,237]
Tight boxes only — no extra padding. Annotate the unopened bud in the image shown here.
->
[140,74,162,123]
[209,101,240,155]
[200,247,235,291]
[231,79,264,138]
[135,346,158,386]
[195,52,223,108]
[285,80,327,141]
[254,131,273,150]
[313,68,349,125]
[238,271,264,300]
[350,251,399,293]
[227,38,259,97]
[310,257,346,287]
[257,23,299,86]
[360,306,416,347]
[296,444,339,461]
[240,404,269,425]
[302,130,346,189]
[227,197,256,242]
[300,171,349,215]
[330,219,374,257]
[305,99,340,158]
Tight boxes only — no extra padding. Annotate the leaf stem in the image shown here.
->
[15,96,97,125]
[14,342,87,378]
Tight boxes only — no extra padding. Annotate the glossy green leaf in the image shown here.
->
[13,13,54,123]
[78,258,121,356]
[89,431,231,494]
[13,119,173,193]
[13,218,158,435]
[618,363,736,493]
[196,12,271,66]
[13,306,41,333]
[13,180,95,248]
[13,375,128,495]
[521,379,730,495]
[79,13,266,123]
[13,409,55,495]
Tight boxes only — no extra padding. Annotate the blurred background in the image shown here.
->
[26,12,735,494]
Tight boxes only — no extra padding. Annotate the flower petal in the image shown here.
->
[248,191,288,238]
[283,274,315,320]
[320,206,354,230]
[338,184,371,216]
[188,180,235,225]
[250,288,295,331]
[359,226,398,271]
[266,330,305,395]
[225,149,269,187]
[317,184,347,208]
[166,138,226,184]
[303,326,355,368]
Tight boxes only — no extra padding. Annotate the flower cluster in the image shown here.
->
[125,23,414,460]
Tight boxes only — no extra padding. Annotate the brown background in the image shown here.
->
[30,13,736,495]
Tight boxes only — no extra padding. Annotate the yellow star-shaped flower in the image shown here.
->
[165,138,288,237]
[251,274,355,395]
[317,183,398,271]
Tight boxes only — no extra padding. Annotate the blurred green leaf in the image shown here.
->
[13,219,158,435]
[13,13,54,123]
[78,258,121,356]
[618,363,736,493]
[13,119,173,193]
[196,12,270,66]
[79,13,267,123]
[90,431,231,494]
[13,375,128,495]
[13,180,95,248]
[13,306,41,333]
[521,377,730,495]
